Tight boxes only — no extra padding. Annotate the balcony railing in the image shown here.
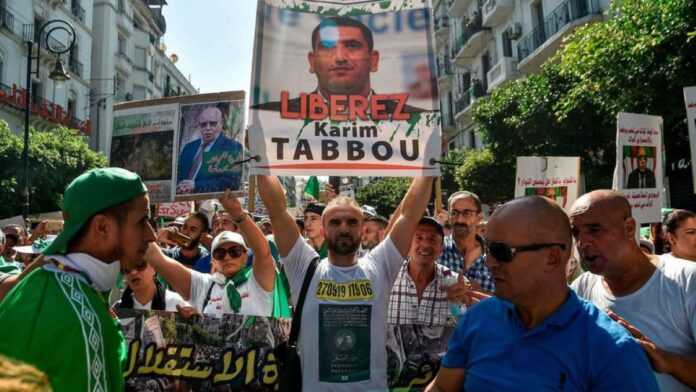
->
[451,12,484,59]
[436,57,452,78]
[0,8,15,35]
[454,82,486,115]
[69,57,83,78]
[517,0,601,62]
[435,15,450,31]
[71,5,86,23]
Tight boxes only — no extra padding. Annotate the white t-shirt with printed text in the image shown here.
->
[571,253,696,392]
[132,289,188,312]
[283,236,403,392]
[188,270,272,317]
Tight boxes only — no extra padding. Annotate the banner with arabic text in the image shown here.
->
[683,87,696,193]
[117,309,453,391]
[514,157,580,211]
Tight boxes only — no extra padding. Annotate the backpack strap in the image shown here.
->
[288,257,319,347]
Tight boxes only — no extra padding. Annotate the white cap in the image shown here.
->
[211,231,247,253]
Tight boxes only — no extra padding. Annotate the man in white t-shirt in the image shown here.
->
[569,190,696,391]
[145,191,277,317]
[118,262,187,312]
[258,175,434,391]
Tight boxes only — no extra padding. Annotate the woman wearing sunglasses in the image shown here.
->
[144,190,279,317]
[118,262,187,312]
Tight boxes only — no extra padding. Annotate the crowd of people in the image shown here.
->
[0,167,693,391]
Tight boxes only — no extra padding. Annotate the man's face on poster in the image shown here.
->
[197,107,223,146]
[638,155,648,171]
[308,25,379,96]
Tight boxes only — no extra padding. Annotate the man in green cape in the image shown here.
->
[0,167,156,391]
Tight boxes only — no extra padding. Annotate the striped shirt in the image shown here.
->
[388,260,455,326]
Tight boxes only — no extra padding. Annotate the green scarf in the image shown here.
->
[225,266,292,318]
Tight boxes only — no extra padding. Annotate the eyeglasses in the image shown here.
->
[213,246,247,260]
[485,241,566,263]
[123,263,148,274]
[450,208,479,218]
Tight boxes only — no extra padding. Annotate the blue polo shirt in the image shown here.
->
[442,290,658,391]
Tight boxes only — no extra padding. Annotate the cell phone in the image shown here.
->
[168,230,192,248]
[44,220,64,232]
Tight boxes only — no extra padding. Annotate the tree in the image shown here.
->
[0,121,107,218]
[465,0,696,203]
[454,148,515,204]
[356,177,410,217]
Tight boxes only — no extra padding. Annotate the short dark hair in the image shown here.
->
[187,212,210,233]
[311,17,374,51]
[664,209,696,234]
[364,215,388,229]
[448,191,482,212]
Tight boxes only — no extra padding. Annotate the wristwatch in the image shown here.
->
[234,211,248,224]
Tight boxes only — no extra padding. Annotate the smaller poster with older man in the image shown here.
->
[514,157,581,211]
[175,94,246,200]
[614,112,663,224]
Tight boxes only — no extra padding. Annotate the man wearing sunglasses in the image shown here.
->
[144,191,280,317]
[117,262,187,312]
[437,191,495,293]
[570,191,696,391]
[427,196,658,392]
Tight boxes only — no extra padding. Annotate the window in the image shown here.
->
[502,30,513,57]
[118,0,125,12]
[0,56,4,85]
[67,90,77,119]
[133,85,146,100]
[118,36,126,55]
[134,47,146,68]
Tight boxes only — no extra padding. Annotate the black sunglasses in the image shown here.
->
[213,246,247,260]
[486,241,566,263]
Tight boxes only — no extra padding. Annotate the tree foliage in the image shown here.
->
[0,121,107,218]
[356,177,411,217]
[457,0,696,202]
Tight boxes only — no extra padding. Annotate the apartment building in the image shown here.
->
[434,0,610,152]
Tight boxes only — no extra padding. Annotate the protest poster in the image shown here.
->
[514,157,581,210]
[683,86,696,193]
[111,104,179,203]
[117,308,453,391]
[112,92,247,203]
[248,0,441,177]
[156,202,194,218]
[614,112,663,223]
[175,93,246,200]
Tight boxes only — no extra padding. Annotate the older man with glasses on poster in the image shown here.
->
[426,196,658,392]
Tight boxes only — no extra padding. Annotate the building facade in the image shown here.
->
[0,0,94,135]
[434,0,610,152]
[90,0,196,153]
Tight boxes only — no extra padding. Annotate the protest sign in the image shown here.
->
[117,308,452,391]
[111,104,179,203]
[614,112,663,223]
[112,92,247,203]
[156,202,194,218]
[248,0,441,177]
[514,157,580,210]
[683,86,696,193]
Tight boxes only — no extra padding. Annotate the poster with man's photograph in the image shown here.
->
[175,98,246,200]
[111,104,179,203]
[248,0,441,177]
[622,146,657,189]
[514,156,580,211]
[524,186,569,208]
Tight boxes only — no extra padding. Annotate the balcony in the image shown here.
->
[69,58,83,78]
[482,0,514,27]
[486,56,518,92]
[116,51,133,72]
[71,5,86,23]
[436,57,453,90]
[0,8,15,35]
[434,15,450,43]
[448,0,474,19]
[517,0,603,72]
[452,13,491,67]
[454,82,485,123]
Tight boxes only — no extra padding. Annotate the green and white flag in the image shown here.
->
[304,176,320,200]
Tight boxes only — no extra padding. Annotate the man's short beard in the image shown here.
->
[183,235,200,251]
[452,223,472,239]
[328,235,360,256]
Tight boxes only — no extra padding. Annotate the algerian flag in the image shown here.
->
[304,176,320,200]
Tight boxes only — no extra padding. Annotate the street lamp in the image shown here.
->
[23,20,76,219]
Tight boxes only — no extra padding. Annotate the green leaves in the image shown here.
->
[0,121,107,218]
[355,177,410,217]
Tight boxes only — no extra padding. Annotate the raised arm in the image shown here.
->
[257,175,301,257]
[219,190,275,292]
[388,177,435,257]
[144,243,193,301]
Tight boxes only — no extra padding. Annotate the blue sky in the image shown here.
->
[162,1,258,94]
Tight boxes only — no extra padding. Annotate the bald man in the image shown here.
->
[570,190,696,391]
[177,106,243,194]
[427,196,658,392]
